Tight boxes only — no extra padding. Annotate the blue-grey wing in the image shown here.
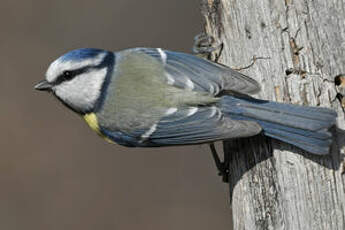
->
[148,106,262,146]
[135,48,260,95]
[101,106,262,147]
[99,48,262,147]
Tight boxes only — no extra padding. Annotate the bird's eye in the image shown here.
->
[55,67,88,85]
[62,70,74,80]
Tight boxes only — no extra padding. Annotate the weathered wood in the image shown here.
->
[201,0,345,229]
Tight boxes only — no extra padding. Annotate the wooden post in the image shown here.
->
[201,0,345,229]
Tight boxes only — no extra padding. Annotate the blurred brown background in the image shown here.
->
[1,0,232,229]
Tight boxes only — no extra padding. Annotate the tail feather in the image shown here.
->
[262,124,332,154]
[221,95,337,155]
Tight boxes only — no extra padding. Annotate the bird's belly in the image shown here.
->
[82,113,115,144]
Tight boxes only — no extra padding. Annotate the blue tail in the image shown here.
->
[220,95,337,155]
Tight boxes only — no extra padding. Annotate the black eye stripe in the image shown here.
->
[54,66,91,85]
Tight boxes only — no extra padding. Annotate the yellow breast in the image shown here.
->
[82,113,114,144]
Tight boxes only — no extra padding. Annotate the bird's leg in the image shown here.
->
[193,33,223,62]
[209,143,229,183]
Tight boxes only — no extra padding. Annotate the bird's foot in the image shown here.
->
[193,33,223,62]
[209,143,229,183]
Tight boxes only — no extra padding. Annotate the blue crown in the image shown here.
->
[60,48,105,62]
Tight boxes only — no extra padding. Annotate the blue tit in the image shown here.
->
[35,48,337,155]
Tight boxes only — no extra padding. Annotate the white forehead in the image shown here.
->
[46,52,107,82]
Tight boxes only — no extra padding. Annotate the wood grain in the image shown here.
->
[201,0,345,229]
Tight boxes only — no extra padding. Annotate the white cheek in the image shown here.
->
[54,68,107,112]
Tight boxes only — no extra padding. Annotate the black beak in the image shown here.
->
[34,80,52,91]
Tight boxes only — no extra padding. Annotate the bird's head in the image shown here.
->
[35,48,114,114]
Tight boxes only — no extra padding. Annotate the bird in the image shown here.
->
[35,47,337,158]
